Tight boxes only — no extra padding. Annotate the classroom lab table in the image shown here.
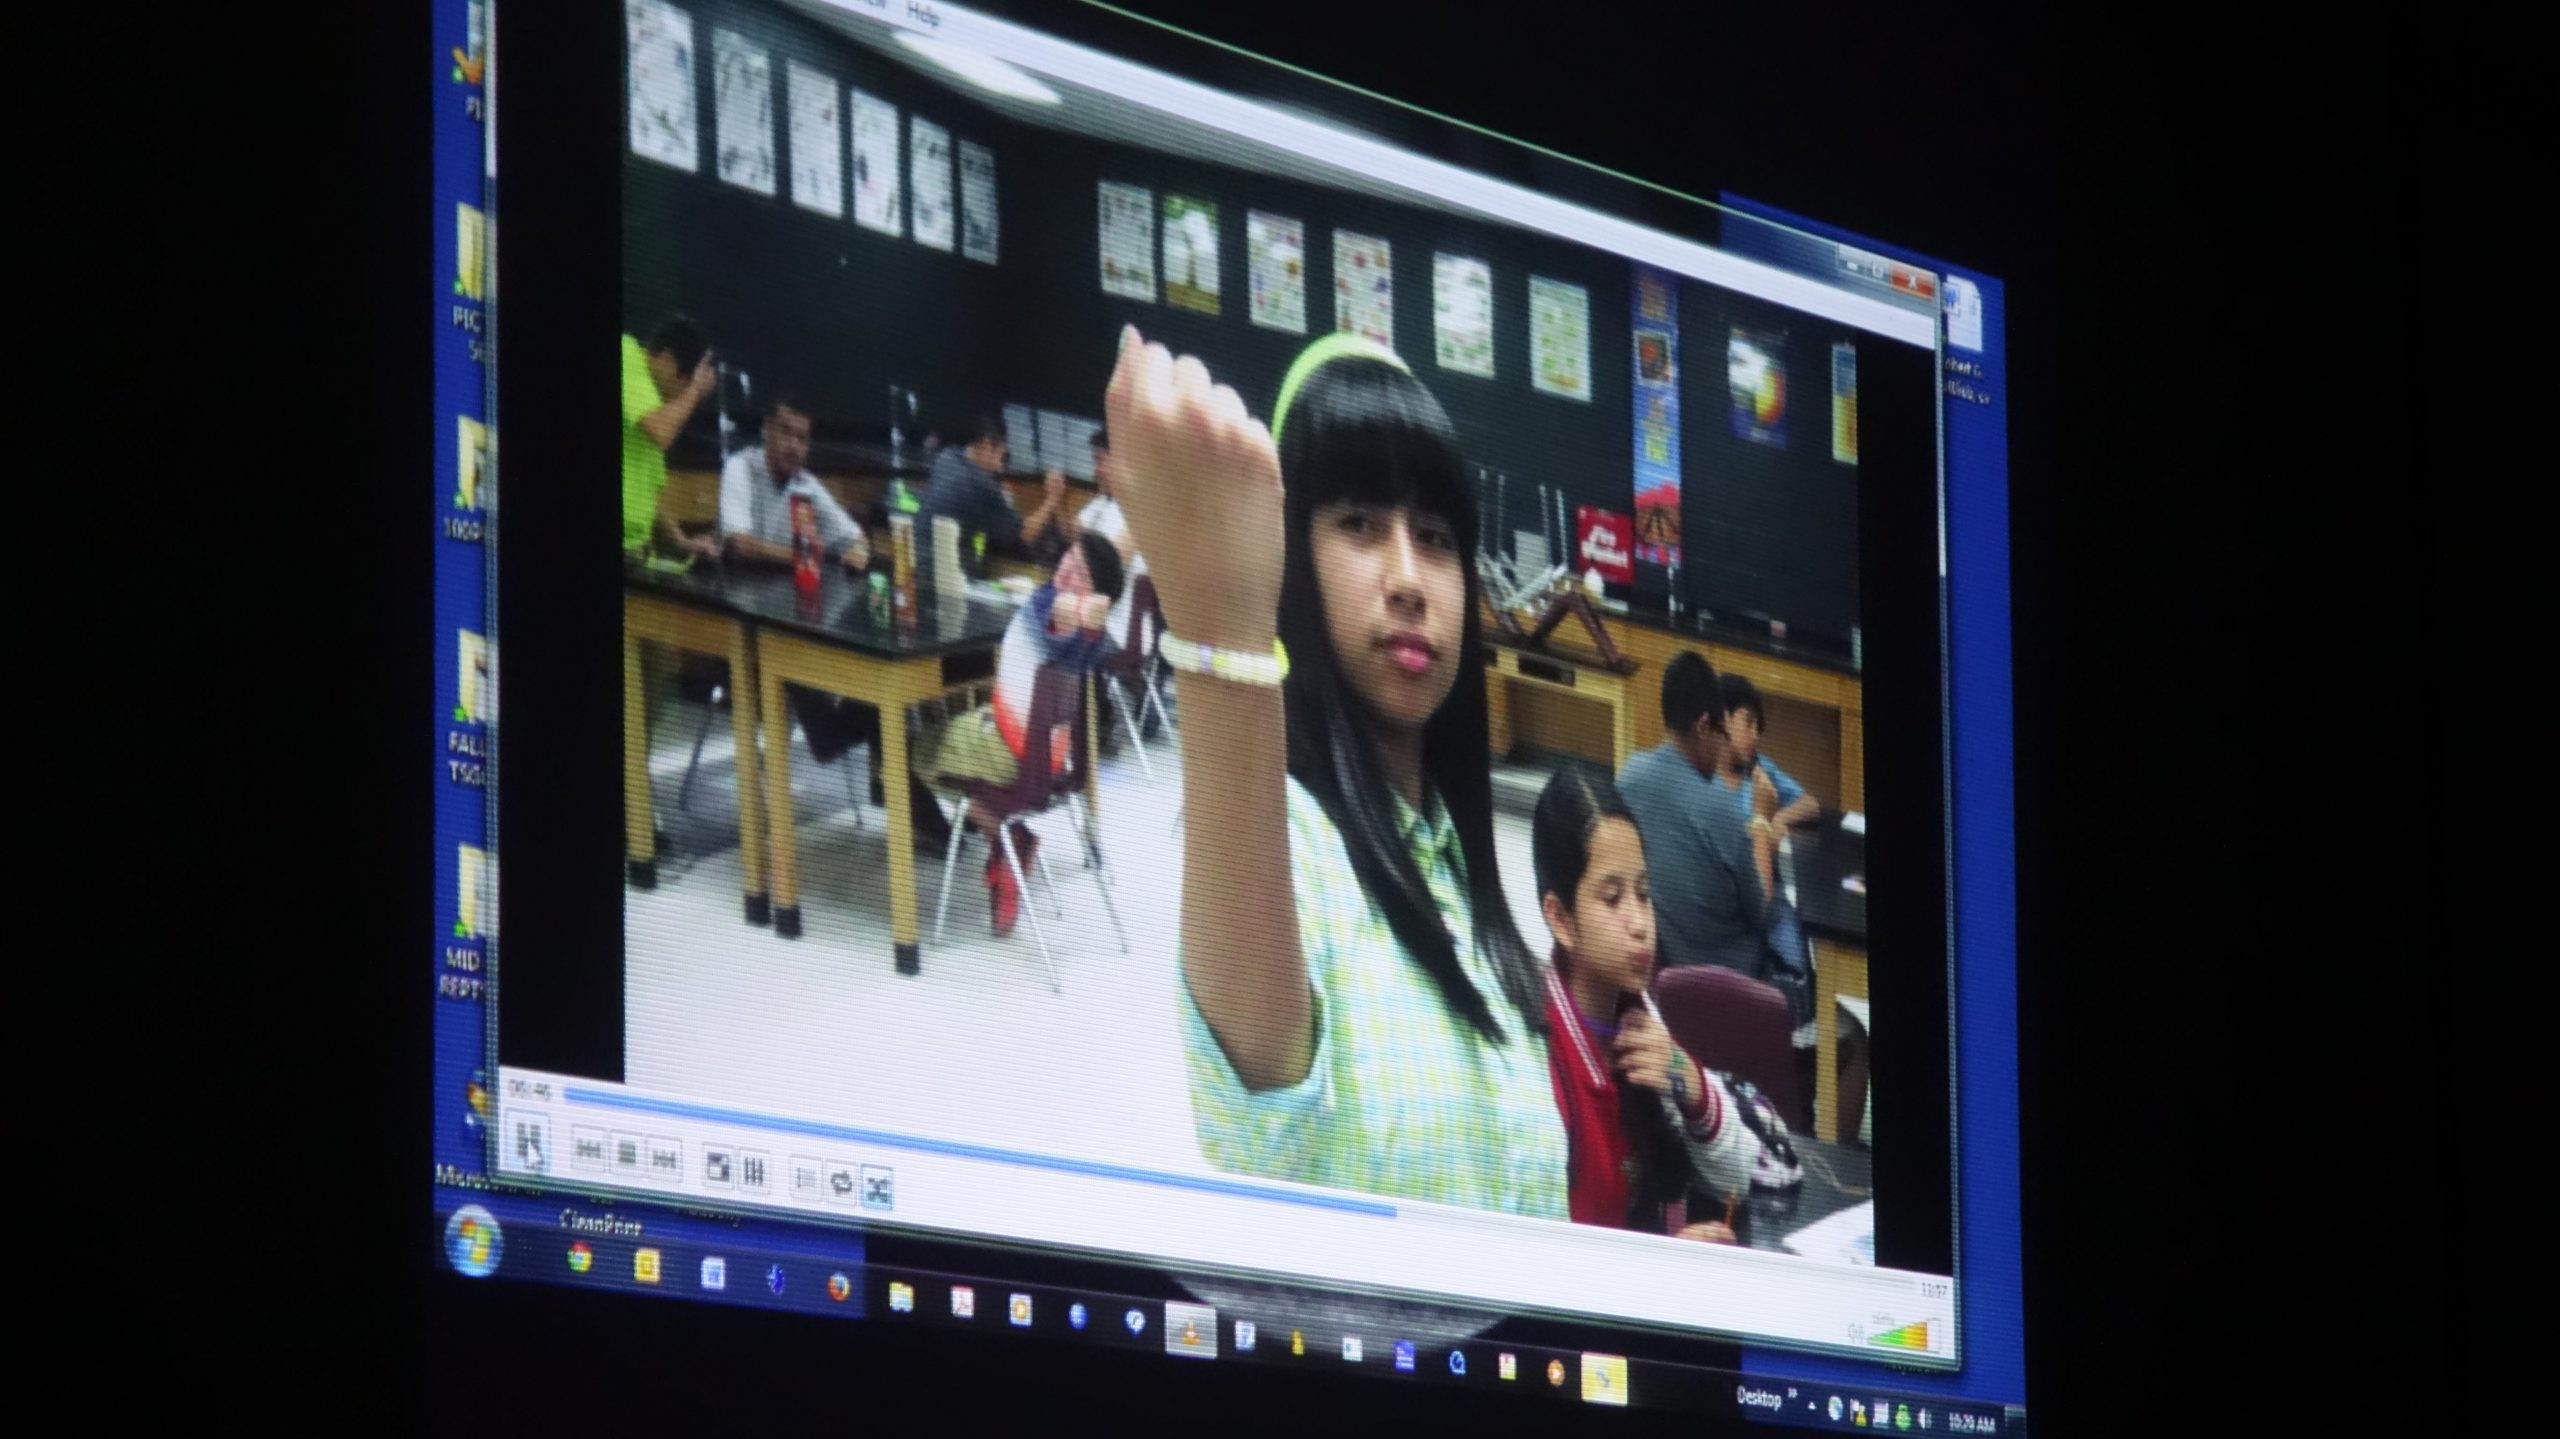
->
[624,562,770,924]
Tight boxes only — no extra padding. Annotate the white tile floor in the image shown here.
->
[624,690,1559,1171]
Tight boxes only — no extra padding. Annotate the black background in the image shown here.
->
[258,0,2418,1433]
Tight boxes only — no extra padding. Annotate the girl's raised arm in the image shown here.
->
[1106,327,1311,1091]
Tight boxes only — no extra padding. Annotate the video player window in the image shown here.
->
[435,0,2021,1429]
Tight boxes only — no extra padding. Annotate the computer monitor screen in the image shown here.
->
[432,1,2021,1430]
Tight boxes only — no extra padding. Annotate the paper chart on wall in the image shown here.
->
[786,60,842,217]
[1098,181,1157,302]
[1332,229,1393,349]
[1433,253,1494,377]
[851,90,902,235]
[908,116,955,250]
[711,29,775,196]
[625,0,698,172]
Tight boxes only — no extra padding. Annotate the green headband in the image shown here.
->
[1271,332,1410,448]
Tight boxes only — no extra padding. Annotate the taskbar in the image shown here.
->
[434,1196,2022,1435]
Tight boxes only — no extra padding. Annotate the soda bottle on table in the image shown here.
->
[888,514,918,627]
[791,495,821,596]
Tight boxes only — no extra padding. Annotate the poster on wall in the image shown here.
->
[850,90,902,235]
[1433,253,1495,377]
[1333,230,1394,349]
[1630,264,1682,568]
[1830,340,1858,465]
[1727,327,1789,449]
[787,61,842,217]
[1576,507,1635,586]
[959,140,998,264]
[1246,211,1306,333]
[712,30,776,196]
[909,117,955,251]
[1098,181,1157,301]
[1528,276,1591,400]
[1163,195,1221,315]
[625,0,698,173]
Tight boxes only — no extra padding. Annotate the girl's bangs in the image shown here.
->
[1285,368,1480,552]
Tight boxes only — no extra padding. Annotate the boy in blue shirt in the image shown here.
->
[1618,654,1775,979]
[1716,674,1823,839]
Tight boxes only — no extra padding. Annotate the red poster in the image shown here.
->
[1576,506,1635,586]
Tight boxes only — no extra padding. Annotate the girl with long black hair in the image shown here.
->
[1106,327,1563,1216]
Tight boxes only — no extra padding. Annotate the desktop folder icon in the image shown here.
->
[456,203,487,300]
[458,844,489,939]
[458,631,492,725]
[453,0,487,84]
[1579,1353,1628,1407]
[456,416,487,510]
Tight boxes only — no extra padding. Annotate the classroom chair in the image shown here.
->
[664,661,874,857]
[1097,574,1173,779]
[1653,964,1810,1134]
[928,661,1129,991]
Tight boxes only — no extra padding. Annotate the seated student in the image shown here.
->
[912,411,1074,580]
[1616,653,1779,980]
[1716,673,1822,839]
[910,531,1125,936]
[718,392,869,569]
[1076,428,1147,648]
[1533,766,1763,1241]
[719,394,950,849]
[621,316,722,560]
[1076,428,1167,754]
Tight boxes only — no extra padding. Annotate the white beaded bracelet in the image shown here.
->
[1160,634,1288,688]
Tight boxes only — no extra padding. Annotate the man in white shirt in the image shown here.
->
[719,394,869,569]
[717,394,948,848]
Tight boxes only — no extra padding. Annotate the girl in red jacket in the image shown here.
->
[1533,766,1764,1239]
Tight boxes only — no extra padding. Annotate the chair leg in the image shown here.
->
[1030,819,1068,918]
[996,826,1062,994]
[1071,794,1130,954]
[842,759,866,831]
[930,796,971,944]
[1110,679,1155,780]
[1067,785,1102,869]
[1145,669,1174,733]
[675,687,722,814]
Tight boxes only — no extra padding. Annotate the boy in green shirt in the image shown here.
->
[621,316,722,558]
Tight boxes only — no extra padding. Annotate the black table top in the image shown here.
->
[626,556,1019,659]
[1788,815,1868,944]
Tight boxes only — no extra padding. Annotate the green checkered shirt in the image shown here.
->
[1181,778,1567,1219]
